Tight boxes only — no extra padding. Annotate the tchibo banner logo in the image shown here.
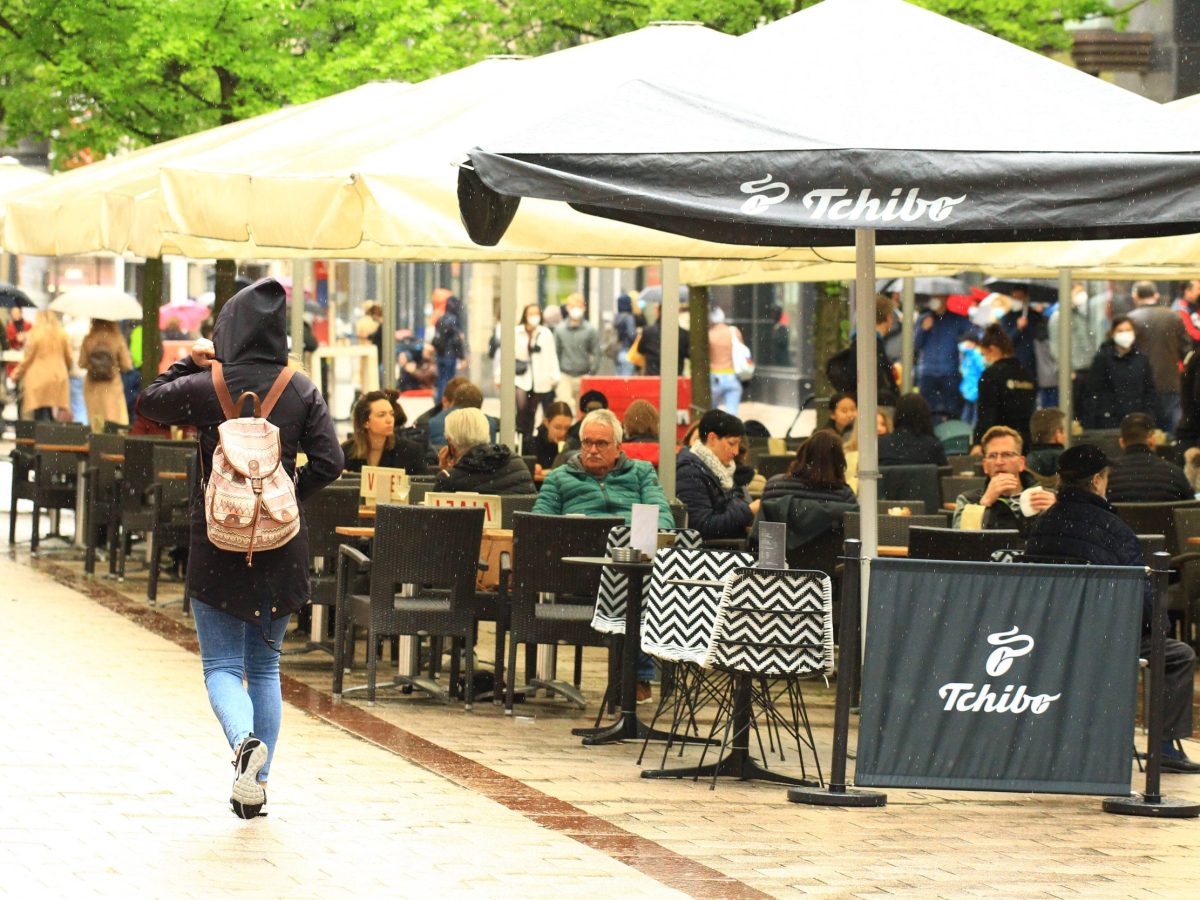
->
[938,626,1062,715]
[738,175,965,224]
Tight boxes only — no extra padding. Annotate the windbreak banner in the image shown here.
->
[855,559,1144,796]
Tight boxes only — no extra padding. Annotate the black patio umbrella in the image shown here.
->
[878,276,969,297]
[983,278,1061,305]
[0,284,34,308]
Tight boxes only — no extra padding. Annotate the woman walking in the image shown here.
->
[1081,315,1160,430]
[509,303,560,443]
[139,279,343,819]
[80,319,134,429]
[13,310,72,421]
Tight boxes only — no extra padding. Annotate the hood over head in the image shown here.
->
[213,277,288,365]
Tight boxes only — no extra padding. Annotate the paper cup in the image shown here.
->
[1019,487,1043,518]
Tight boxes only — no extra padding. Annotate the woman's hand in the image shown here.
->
[437,445,454,471]
[191,338,216,369]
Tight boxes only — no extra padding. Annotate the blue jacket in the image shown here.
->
[1026,487,1152,632]
[915,311,969,379]
[674,447,754,539]
[428,406,499,449]
[533,453,673,527]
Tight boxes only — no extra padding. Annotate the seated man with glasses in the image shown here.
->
[533,407,674,527]
[952,425,1055,533]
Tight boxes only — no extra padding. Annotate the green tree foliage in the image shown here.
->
[0,0,1119,165]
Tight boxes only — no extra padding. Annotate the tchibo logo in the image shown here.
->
[737,176,966,224]
[938,627,1061,715]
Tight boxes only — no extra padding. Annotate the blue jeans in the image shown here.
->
[614,350,636,377]
[191,599,291,781]
[434,356,459,405]
[68,375,87,425]
[1162,392,1182,434]
[710,372,742,415]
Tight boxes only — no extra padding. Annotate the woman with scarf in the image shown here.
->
[674,409,760,540]
[139,278,343,820]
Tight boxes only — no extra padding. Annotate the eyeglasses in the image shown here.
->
[581,439,613,451]
[984,451,1021,461]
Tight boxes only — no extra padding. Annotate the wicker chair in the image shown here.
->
[114,437,182,580]
[146,444,195,605]
[284,483,362,656]
[82,433,125,576]
[8,420,36,545]
[879,464,942,512]
[505,512,622,713]
[941,475,986,509]
[332,504,492,707]
[843,512,947,547]
[756,454,795,480]
[498,493,538,528]
[29,423,90,554]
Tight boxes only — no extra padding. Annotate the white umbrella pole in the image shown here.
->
[856,228,878,559]
[659,258,681,500]
[900,278,915,394]
[381,263,396,390]
[499,261,517,447]
[290,259,306,360]
[1057,268,1073,448]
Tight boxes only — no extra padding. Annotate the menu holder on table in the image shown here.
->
[360,466,410,506]
[424,491,503,529]
[629,503,659,561]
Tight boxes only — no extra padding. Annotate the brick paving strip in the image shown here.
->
[35,559,769,900]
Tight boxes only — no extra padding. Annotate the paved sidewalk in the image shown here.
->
[0,555,684,898]
[7,514,1200,897]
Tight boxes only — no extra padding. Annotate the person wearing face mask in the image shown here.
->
[1080,315,1160,430]
[1048,282,1110,424]
[914,294,969,423]
[554,292,599,408]
[501,304,561,444]
[971,324,1037,453]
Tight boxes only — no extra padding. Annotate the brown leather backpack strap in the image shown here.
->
[260,366,296,419]
[211,361,236,420]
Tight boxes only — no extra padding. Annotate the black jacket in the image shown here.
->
[1081,342,1160,430]
[530,424,561,470]
[139,278,344,626]
[640,323,689,376]
[341,437,429,476]
[973,356,1037,449]
[436,444,536,495]
[1025,443,1064,477]
[877,430,947,467]
[674,446,753,539]
[761,475,857,506]
[1026,487,1152,631]
[1106,444,1193,504]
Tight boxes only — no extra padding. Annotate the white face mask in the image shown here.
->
[1009,301,1023,313]
[927,299,943,313]
[526,314,541,327]
[1072,291,1088,309]
[1114,331,1135,350]
[710,307,726,325]
[568,306,584,321]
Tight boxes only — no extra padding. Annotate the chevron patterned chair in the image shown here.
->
[589,526,704,721]
[637,546,755,767]
[696,566,834,789]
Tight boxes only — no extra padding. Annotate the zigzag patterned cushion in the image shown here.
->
[704,567,833,677]
[640,548,755,664]
[591,526,702,635]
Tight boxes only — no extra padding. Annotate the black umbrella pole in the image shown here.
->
[1103,552,1199,817]
[787,539,885,807]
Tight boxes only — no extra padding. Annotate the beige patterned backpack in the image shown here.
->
[203,362,300,566]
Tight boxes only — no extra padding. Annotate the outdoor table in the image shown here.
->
[562,555,676,747]
[157,471,188,481]
[358,506,375,520]
[100,453,125,464]
[15,437,35,446]
[1189,537,1200,546]
[34,443,90,453]
[942,502,956,511]
[877,545,908,557]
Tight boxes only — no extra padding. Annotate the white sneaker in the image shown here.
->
[230,736,268,819]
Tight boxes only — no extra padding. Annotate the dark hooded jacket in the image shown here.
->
[433,295,466,361]
[1081,342,1161,430]
[436,443,536,495]
[138,278,344,626]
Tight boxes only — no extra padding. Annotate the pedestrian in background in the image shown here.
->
[432,293,467,405]
[972,324,1037,453]
[612,294,638,376]
[1081,315,1160,430]
[707,306,746,414]
[555,292,598,408]
[1128,280,1189,433]
[14,310,71,421]
[914,294,969,422]
[80,319,134,429]
[507,303,559,444]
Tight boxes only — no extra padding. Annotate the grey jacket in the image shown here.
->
[555,320,599,377]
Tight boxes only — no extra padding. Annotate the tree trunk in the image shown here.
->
[140,258,164,388]
[213,258,237,319]
[689,284,711,415]
[813,281,849,400]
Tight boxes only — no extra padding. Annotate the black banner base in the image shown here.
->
[1102,794,1200,818]
[787,785,887,807]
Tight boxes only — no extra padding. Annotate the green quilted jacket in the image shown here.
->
[533,453,673,527]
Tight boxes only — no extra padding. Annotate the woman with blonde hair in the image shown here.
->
[80,319,134,428]
[14,311,72,421]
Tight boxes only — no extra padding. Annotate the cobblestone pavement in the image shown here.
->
[5,503,1200,898]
